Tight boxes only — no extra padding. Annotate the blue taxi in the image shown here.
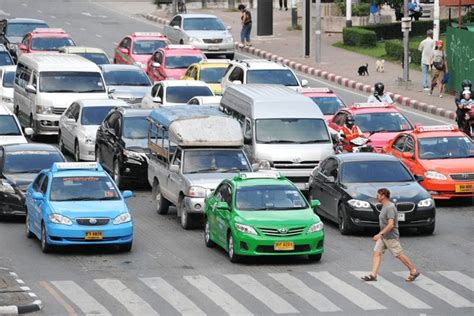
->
[25,162,133,253]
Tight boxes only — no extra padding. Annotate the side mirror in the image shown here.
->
[152,96,162,103]
[331,133,340,143]
[301,79,308,87]
[106,127,116,136]
[216,201,230,210]
[244,134,252,145]
[169,164,179,173]
[152,62,161,68]
[251,163,259,172]
[19,43,27,51]
[66,117,76,124]
[119,47,129,54]
[32,192,44,201]
[232,80,242,84]
[226,25,232,30]
[24,127,34,136]
[122,190,133,199]
[25,84,36,94]
[324,176,335,183]
[107,87,116,94]
[310,199,321,208]
[414,175,424,182]
[402,152,414,159]
[173,25,180,30]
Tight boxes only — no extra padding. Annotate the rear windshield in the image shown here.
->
[132,40,168,55]
[6,22,49,37]
[166,86,213,103]
[77,52,110,65]
[247,69,299,86]
[103,69,151,86]
[31,37,75,51]
[200,67,227,84]
[165,55,204,69]
[39,71,106,93]
[50,176,120,201]
[2,71,15,88]
[3,151,64,174]
[0,52,14,66]
[0,115,21,136]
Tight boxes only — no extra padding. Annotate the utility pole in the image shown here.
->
[346,0,352,27]
[303,0,311,57]
[291,0,298,29]
[257,0,273,36]
[315,0,321,63]
[433,0,440,40]
[402,0,410,83]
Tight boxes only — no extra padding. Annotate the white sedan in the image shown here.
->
[141,80,214,108]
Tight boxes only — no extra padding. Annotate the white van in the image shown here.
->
[220,84,334,190]
[13,53,108,138]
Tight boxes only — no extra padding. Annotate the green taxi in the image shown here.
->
[204,172,324,263]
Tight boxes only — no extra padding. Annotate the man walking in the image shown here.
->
[418,29,435,91]
[279,0,288,11]
[361,188,420,282]
[238,4,252,47]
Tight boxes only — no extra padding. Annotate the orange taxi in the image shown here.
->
[384,125,474,199]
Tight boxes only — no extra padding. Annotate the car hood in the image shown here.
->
[81,125,100,139]
[39,92,109,109]
[0,135,28,145]
[164,68,187,80]
[1,88,14,98]
[367,132,400,151]
[131,55,152,65]
[185,172,236,189]
[235,209,316,227]
[420,158,474,174]
[4,173,37,191]
[185,30,230,39]
[254,143,333,163]
[123,137,148,150]
[109,86,149,99]
[344,182,430,204]
[6,36,23,44]
[50,200,127,219]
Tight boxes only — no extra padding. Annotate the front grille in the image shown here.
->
[258,227,305,237]
[76,218,110,226]
[274,161,318,169]
[203,38,223,44]
[286,176,309,184]
[51,107,66,115]
[450,173,474,181]
[375,202,415,213]
[256,245,310,253]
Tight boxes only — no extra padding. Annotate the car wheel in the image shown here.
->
[118,242,132,252]
[418,223,435,235]
[28,115,37,141]
[227,233,240,263]
[338,204,354,235]
[41,223,53,253]
[179,198,192,230]
[152,180,169,215]
[58,132,67,154]
[225,53,235,60]
[25,212,34,239]
[204,217,215,248]
[113,159,123,189]
[308,253,322,262]
[113,58,117,64]
[74,141,81,162]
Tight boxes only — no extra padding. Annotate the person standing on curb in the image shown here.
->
[418,29,435,91]
[279,0,288,11]
[429,40,447,98]
[361,188,420,282]
[238,4,252,47]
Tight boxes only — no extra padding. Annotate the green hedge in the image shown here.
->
[342,27,377,47]
[357,19,450,41]
[384,39,422,65]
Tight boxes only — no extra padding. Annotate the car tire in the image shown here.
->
[308,253,322,262]
[74,141,81,162]
[118,242,132,252]
[40,223,53,253]
[58,132,67,154]
[25,212,34,239]
[225,53,234,60]
[28,115,37,141]
[227,233,240,263]
[179,198,193,230]
[418,223,435,235]
[204,217,215,248]
[152,180,169,215]
[338,204,354,235]
[113,159,123,189]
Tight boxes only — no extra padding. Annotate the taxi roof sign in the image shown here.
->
[166,44,196,50]
[235,171,284,181]
[200,59,231,64]
[32,28,66,34]
[131,32,164,37]
[51,162,103,172]
[415,125,457,133]
[302,87,333,94]
[352,102,393,109]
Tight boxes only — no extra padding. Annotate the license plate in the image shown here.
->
[85,231,103,240]
[208,45,220,51]
[397,213,405,222]
[455,184,474,193]
[274,241,294,251]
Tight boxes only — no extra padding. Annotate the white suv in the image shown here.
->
[220,59,307,93]
[0,103,32,145]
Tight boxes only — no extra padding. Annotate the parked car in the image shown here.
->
[187,95,221,106]
[141,80,213,108]
[181,59,230,95]
[59,46,110,65]
[301,87,347,122]
[0,65,16,112]
[0,44,14,66]
[16,28,75,58]
[0,103,32,145]
[0,18,49,60]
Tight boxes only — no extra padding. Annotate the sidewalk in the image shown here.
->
[0,267,42,315]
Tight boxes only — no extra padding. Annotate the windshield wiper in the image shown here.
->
[188,167,227,174]
[259,140,299,144]
[79,89,106,93]
[1,133,21,136]
[53,197,94,201]
[369,129,388,134]
[45,89,77,93]
[299,139,329,144]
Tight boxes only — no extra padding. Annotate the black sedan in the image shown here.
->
[0,143,65,218]
[308,153,436,235]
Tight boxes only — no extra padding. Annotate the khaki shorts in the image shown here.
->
[432,68,445,84]
[374,238,404,257]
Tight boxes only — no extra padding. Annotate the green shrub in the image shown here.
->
[353,3,370,17]
[357,19,450,40]
[343,27,377,47]
[384,39,422,64]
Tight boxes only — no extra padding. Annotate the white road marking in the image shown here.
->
[226,274,299,314]
[96,34,103,38]
[184,275,252,316]
[65,21,71,25]
[309,271,386,310]
[51,280,110,316]
[21,3,27,7]
[81,12,107,18]
[351,271,431,309]
[140,277,206,316]
[0,10,11,16]
[80,28,86,31]
[393,271,474,308]
[37,10,42,13]
[268,273,341,312]
[50,15,56,19]
[438,271,474,292]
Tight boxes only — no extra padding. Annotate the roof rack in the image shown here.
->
[200,59,231,64]
[415,125,458,133]
[351,102,393,109]
[32,28,66,34]
[301,87,333,94]
[166,44,196,50]
[131,32,164,37]
[235,171,284,181]
[51,162,103,172]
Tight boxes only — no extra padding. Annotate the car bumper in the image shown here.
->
[422,180,474,199]
[45,222,133,245]
[272,168,313,190]
[233,230,324,257]
[184,196,206,214]
[34,114,61,135]
[0,192,26,216]
[192,43,234,54]
[79,142,96,161]
[120,159,148,182]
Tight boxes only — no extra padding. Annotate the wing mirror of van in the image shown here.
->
[119,47,129,55]
[19,44,28,52]
[226,25,232,30]
[232,80,242,85]
[152,96,162,103]
[25,84,36,94]
[301,79,308,87]
[169,164,179,173]
[24,128,34,136]
[107,87,116,94]
[173,25,180,30]
[152,62,161,68]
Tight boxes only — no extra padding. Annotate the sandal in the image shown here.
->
[406,271,420,282]
[361,275,377,282]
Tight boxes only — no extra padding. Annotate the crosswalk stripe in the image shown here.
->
[184,275,252,316]
[94,279,158,315]
[268,273,341,312]
[226,274,299,314]
[51,280,111,316]
[350,271,431,309]
[140,277,206,316]
[393,272,474,308]
[309,271,386,311]
[437,271,474,292]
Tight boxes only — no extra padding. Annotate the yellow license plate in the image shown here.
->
[85,231,103,240]
[455,184,474,193]
[274,241,294,251]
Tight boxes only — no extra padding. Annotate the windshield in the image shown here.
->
[310,97,345,115]
[50,176,120,201]
[199,67,227,84]
[39,72,106,93]
[166,86,213,103]
[0,52,14,66]
[418,136,474,159]
[77,52,110,65]
[342,161,413,183]
[123,116,149,139]
[236,185,308,210]
[256,119,330,144]
[103,69,150,86]
[183,18,226,31]
[31,37,75,51]
[2,71,15,88]
[247,70,299,86]
[165,55,203,69]
[132,39,167,55]
[6,22,48,37]
[183,150,250,174]
[354,112,412,133]
[0,115,21,135]
[81,106,115,126]
[3,151,63,174]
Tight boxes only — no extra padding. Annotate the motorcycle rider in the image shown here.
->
[458,89,473,136]
[339,116,364,152]
[368,82,394,103]
[455,79,472,128]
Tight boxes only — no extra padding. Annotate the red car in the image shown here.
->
[114,32,169,71]
[17,28,75,56]
[301,87,346,121]
[147,45,206,82]
[328,102,413,152]
[384,125,474,199]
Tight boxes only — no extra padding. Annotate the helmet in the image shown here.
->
[346,115,355,126]
[461,79,472,91]
[462,89,471,97]
[374,82,384,96]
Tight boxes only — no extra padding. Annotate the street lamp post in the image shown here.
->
[402,0,410,83]
[433,0,440,40]
[315,0,321,63]
[291,0,298,29]
[346,0,352,27]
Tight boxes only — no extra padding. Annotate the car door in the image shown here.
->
[33,174,48,234]
[27,173,45,234]
[166,148,183,204]
[150,51,164,82]
[401,136,417,172]
[214,183,233,244]
[388,135,407,160]
[101,112,120,171]
[116,37,131,64]
[169,16,183,43]
[313,158,340,219]
[329,112,347,133]
[62,103,80,152]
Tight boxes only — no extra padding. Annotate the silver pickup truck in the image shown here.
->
[147,105,251,229]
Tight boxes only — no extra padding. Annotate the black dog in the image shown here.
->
[358,63,369,76]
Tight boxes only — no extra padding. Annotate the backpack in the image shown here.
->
[433,52,445,70]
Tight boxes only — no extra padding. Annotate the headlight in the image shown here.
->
[417,198,433,208]
[0,181,15,193]
[308,221,324,233]
[1,97,13,103]
[258,159,272,170]
[134,61,146,69]
[235,223,257,235]
[224,37,234,43]
[36,105,52,114]
[188,186,207,198]
[113,212,131,224]
[188,37,202,44]
[348,199,371,210]
[84,137,95,145]
[123,149,143,160]
[424,171,447,180]
[49,214,73,225]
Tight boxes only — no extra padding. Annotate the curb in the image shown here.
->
[0,271,42,315]
[143,13,456,121]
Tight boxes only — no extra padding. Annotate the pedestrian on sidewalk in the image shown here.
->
[369,1,378,24]
[361,188,420,282]
[279,0,288,11]
[418,29,435,91]
[238,4,252,47]
[429,40,447,98]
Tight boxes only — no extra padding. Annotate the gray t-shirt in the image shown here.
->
[379,202,399,239]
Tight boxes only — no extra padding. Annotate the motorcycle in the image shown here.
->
[459,102,474,138]
[334,136,373,153]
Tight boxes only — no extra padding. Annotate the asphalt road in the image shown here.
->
[0,1,473,315]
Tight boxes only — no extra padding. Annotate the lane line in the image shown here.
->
[39,281,77,316]
[96,34,103,38]
[393,271,474,308]
[309,271,386,310]
[437,271,474,292]
[140,277,206,316]
[37,10,42,13]
[268,273,341,312]
[65,21,71,25]
[80,28,86,31]
[226,274,299,314]
[184,275,252,316]
[350,271,431,309]
[50,15,56,19]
